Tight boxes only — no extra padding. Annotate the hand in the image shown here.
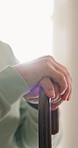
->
[14,55,72,101]
[24,78,63,110]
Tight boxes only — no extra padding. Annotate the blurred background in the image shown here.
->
[0,0,78,147]
[0,0,53,62]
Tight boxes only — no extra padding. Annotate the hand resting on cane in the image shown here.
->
[14,55,72,110]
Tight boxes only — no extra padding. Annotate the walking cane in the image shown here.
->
[38,87,59,148]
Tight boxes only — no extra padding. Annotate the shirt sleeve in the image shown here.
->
[0,66,30,121]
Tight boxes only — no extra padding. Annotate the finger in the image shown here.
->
[47,55,72,80]
[46,63,68,95]
[61,81,72,101]
[52,82,60,101]
[67,78,72,100]
[39,77,55,98]
[47,56,72,98]
[60,75,72,101]
[51,98,64,111]
[55,60,72,81]
[51,60,72,100]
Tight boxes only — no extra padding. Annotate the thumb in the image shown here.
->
[39,77,55,98]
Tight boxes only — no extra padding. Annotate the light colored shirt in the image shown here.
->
[0,41,63,148]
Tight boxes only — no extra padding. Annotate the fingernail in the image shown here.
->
[49,90,55,98]
[67,98,70,101]
[60,91,65,95]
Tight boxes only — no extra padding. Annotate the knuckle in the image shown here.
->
[45,56,52,69]
[58,74,67,88]
[63,67,71,80]
[58,74,64,82]
[45,55,53,63]
[64,67,69,75]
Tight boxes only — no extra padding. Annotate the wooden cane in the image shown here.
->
[38,87,59,148]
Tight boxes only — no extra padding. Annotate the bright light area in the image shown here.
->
[0,0,54,63]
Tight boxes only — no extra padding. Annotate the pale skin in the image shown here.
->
[14,55,72,110]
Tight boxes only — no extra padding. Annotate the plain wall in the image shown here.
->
[53,0,78,147]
